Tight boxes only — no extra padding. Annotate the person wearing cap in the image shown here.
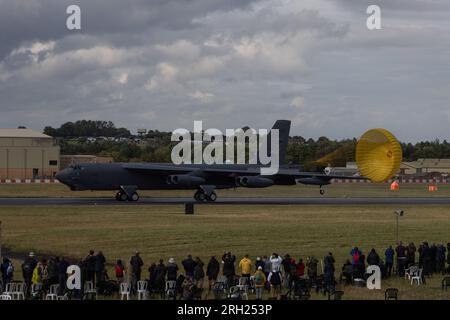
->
[166,257,179,281]
[253,266,266,300]
[22,252,38,291]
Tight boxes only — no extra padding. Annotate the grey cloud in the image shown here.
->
[0,0,449,142]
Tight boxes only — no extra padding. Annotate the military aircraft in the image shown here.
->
[56,120,401,202]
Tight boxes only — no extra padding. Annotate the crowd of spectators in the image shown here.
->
[1,241,449,300]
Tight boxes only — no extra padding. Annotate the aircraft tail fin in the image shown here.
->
[267,120,291,165]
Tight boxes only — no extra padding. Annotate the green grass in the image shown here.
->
[0,183,449,198]
[0,204,449,299]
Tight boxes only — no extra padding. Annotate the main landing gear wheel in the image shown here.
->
[117,192,128,201]
[129,192,140,202]
[194,190,216,202]
[207,192,217,202]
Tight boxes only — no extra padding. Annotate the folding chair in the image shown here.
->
[12,282,26,300]
[385,288,399,300]
[120,282,131,300]
[137,280,148,300]
[411,268,423,285]
[165,280,177,300]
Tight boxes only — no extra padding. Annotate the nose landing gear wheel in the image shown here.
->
[319,188,325,195]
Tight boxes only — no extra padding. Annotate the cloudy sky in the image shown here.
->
[0,0,449,142]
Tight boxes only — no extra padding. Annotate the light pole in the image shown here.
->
[394,209,404,244]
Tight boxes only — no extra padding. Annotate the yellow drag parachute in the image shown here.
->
[356,128,402,182]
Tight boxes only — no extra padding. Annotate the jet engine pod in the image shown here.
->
[166,174,205,187]
[237,176,274,188]
[356,128,402,183]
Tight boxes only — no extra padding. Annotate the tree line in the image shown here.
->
[44,121,450,164]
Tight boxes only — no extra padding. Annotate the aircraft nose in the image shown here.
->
[56,169,70,183]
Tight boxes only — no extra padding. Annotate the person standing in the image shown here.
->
[295,258,305,278]
[154,259,167,292]
[95,251,106,285]
[57,256,69,294]
[350,247,362,266]
[206,256,220,291]
[182,255,196,280]
[395,242,407,276]
[222,253,236,289]
[253,266,266,300]
[323,252,336,292]
[268,269,282,299]
[269,253,282,272]
[1,258,13,286]
[115,259,125,283]
[83,250,96,283]
[130,251,144,292]
[238,254,252,284]
[194,257,205,290]
[407,242,417,266]
[385,246,395,277]
[306,256,318,284]
[367,249,381,266]
[22,252,38,291]
[166,258,179,282]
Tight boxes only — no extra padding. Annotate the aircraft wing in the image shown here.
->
[123,163,366,180]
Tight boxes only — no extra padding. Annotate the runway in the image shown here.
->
[0,197,449,206]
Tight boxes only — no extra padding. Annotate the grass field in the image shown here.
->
[0,201,449,299]
[0,183,449,198]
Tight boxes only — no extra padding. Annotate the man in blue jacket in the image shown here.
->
[385,245,394,277]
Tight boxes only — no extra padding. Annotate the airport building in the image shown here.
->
[0,128,60,179]
[60,155,114,169]
[400,159,450,176]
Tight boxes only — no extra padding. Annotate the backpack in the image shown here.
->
[254,273,264,285]
[270,272,281,286]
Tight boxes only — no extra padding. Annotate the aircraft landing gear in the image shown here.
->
[116,185,140,201]
[194,189,217,202]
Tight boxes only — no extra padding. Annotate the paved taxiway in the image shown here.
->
[0,197,449,205]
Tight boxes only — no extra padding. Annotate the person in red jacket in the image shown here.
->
[295,258,305,278]
[115,259,125,283]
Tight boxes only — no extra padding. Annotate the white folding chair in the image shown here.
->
[405,266,418,280]
[57,294,69,300]
[46,284,60,300]
[137,280,148,300]
[120,282,131,300]
[411,268,423,285]
[12,282,26,300]
[165,280,177,299]
[31,283,43,298]
[2,282,16,296]
[84,281,97,298]
[0,294,12,300]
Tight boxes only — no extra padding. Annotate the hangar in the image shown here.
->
[0,128,60,179]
